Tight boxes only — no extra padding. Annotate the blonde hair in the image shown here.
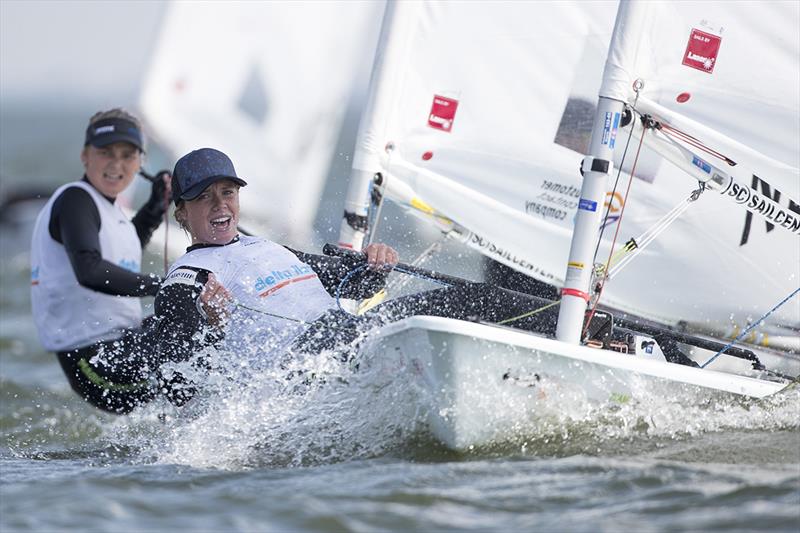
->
[173,202,191,234]
[85,108,145,151]
[87,108,142,129]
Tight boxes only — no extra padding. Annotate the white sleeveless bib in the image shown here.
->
[164,236,336,354]
[30,181,143,351]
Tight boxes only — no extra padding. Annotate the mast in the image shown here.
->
[338,1,418,250]
[555,96,625,344]
[555,0,644,344]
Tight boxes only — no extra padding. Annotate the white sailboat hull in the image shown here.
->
[357,316,790,450]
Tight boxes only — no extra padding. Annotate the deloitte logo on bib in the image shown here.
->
[255,264,317,297]
[118,259,140,273]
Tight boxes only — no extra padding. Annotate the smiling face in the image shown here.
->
[80,142,141,198]
[176,179,241,245]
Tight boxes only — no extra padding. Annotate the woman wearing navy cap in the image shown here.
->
[152,148,556,391]
[30,108,174,413]
[153,148,398,376]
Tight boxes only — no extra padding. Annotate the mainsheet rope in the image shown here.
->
[700,287,800,368]
[163,183,169,275]
[336,264,561,326]
[335,263,453,313]
[139,169,170,275]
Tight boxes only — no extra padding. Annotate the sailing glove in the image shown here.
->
[144,170,173,216]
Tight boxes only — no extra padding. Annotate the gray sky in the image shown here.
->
[0,0,165,107]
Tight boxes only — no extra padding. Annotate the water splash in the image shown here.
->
[100,333,426,469]
[96,329,800,470]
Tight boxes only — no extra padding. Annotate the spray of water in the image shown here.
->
[101,328,426,469]
[101,328,799,470]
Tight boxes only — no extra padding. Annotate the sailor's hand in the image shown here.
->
[144,170,172,217]
[148,170,173,209]
[199,273,232,326]
[363,243,398,271]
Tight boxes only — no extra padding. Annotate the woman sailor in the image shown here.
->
[153,149,557,383]
[153,148,397,369]
[30,109,171,413]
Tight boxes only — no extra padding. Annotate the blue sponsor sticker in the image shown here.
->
[609,112,620,149]
[601,112,612,145]
[578,198,597,212]
[691,155,711,174]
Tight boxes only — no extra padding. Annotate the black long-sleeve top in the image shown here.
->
[48,177,164,296]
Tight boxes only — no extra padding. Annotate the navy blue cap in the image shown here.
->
[172,148,247,205]
[85,117,144,151]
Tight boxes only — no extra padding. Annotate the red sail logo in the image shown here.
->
[428,95,459,132]
[682,29,722,73]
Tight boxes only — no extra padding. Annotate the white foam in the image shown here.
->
[105,336,800,469]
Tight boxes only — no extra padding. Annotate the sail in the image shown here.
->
[140,0,381,245]
[340,0,617,266]
[594,0,800,338]
[341,0,799,340]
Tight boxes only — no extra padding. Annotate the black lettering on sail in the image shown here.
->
[788,208,800,232]
[739,174,788,246]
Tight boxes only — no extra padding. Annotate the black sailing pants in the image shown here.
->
[56,316,191,414]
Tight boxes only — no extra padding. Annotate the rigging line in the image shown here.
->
[234,302,306,324]
[590,109,638,267]
[607,186,704,280]
[385,238,443,295]
[661,128,726,161]
[583,125,647,340]
[337,261,451,316]
[607,238,637,265]
[335,264,370,313]
[658,123,735,165]
[367,138,398,247]
[234,302,356,334]
[394,265,452,286]
[139,169,170,275]
[497,300,560,325]
[355,239,446,316]
[589,87,644,266]
[700,287,800,369]
[366,174,387,246]
[604,238,638,274]
[338,261,557,328]
[163,185,169,275]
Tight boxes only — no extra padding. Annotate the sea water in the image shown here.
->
[1,110,799,532]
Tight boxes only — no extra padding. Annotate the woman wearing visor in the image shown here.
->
[30,108,173,413]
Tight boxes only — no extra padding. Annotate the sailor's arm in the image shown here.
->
[154,268,230,363]
[287,243,398,299]
[51,186,162,296]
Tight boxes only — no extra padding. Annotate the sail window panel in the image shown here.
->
[237,65,270,127]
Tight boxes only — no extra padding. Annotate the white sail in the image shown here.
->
[341,0,799,340]
[591,0,800,339]
[140,0,381,245]
[340,0,617,256]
